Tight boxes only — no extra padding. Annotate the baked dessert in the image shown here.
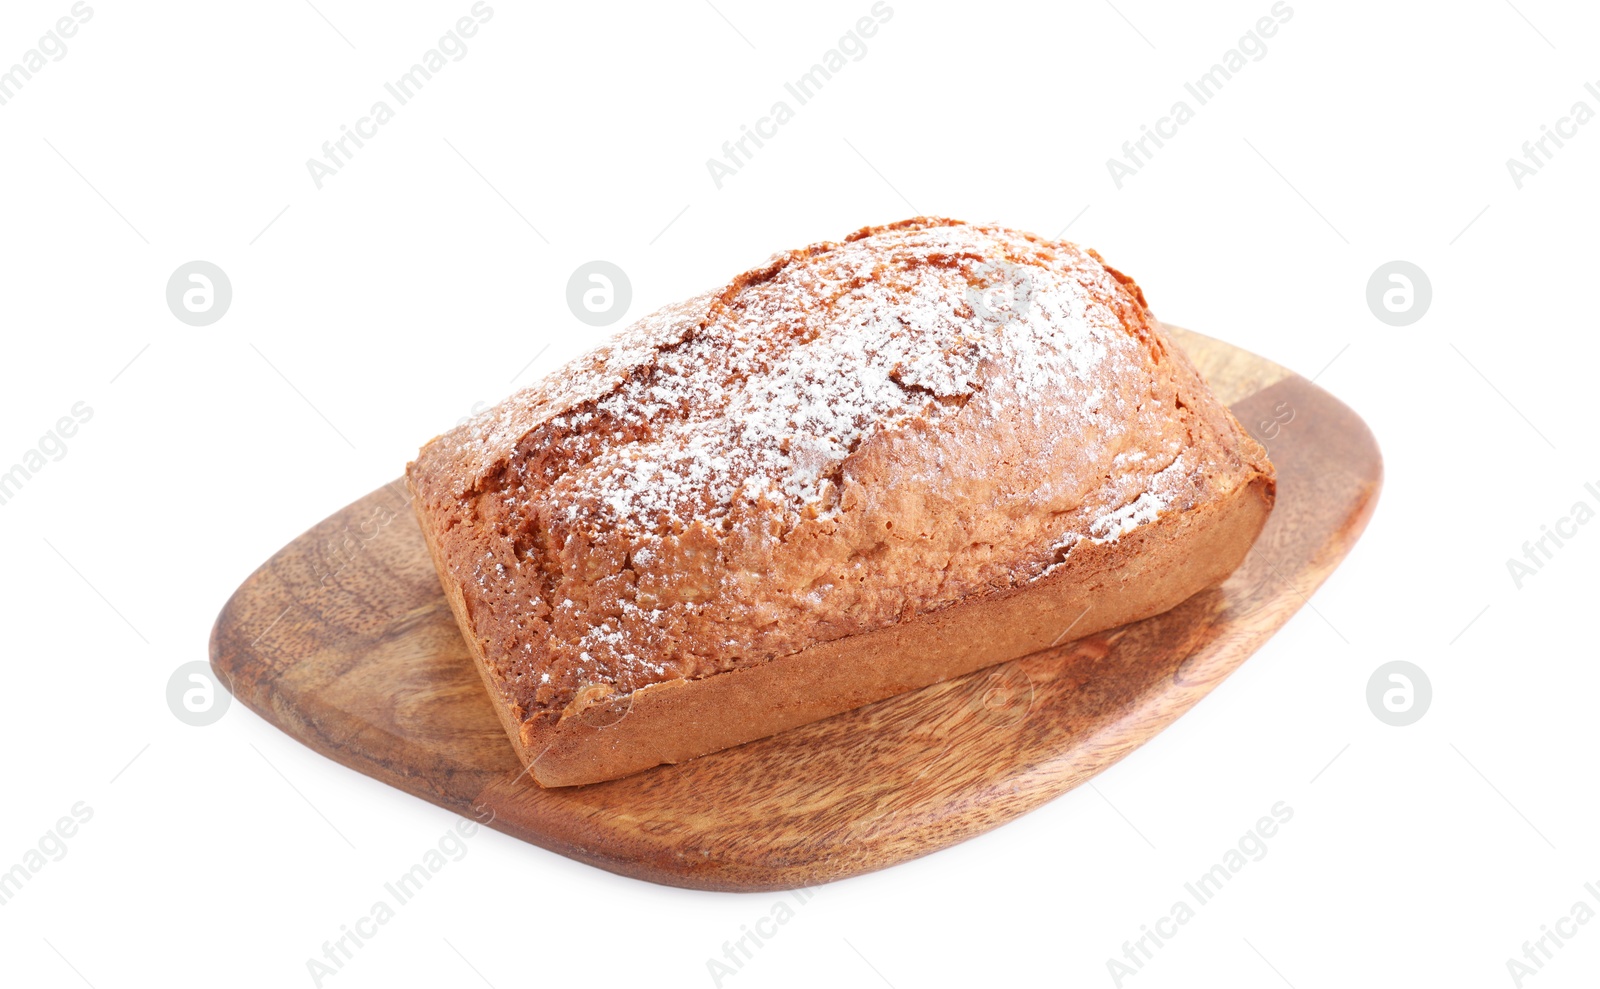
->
[407,217,1275,787]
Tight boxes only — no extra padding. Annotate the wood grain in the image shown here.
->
[210,325,1380,892]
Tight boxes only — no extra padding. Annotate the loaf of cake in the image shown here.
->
[407,217,1275,787]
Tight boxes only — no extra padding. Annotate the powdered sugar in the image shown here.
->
[567,223,1136,534]
[1090,490,1169,542]
[1088,453,1188,543]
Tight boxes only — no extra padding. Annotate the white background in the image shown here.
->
[2,0,1597,986]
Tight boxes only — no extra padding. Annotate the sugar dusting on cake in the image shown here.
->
[1089,453,1188,543]
[539,224,1136,533]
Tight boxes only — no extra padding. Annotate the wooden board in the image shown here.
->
[210,325,1381,892]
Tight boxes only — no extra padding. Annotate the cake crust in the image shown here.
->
[407,217,1275,786]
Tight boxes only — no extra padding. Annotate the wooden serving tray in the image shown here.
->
[210,325,1380,892]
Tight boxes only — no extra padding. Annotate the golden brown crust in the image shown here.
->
[522,473,1274,786]
[407,217,1275,786]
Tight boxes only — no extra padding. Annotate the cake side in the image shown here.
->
[407,217,1274,781]
[523,469,1273,786]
